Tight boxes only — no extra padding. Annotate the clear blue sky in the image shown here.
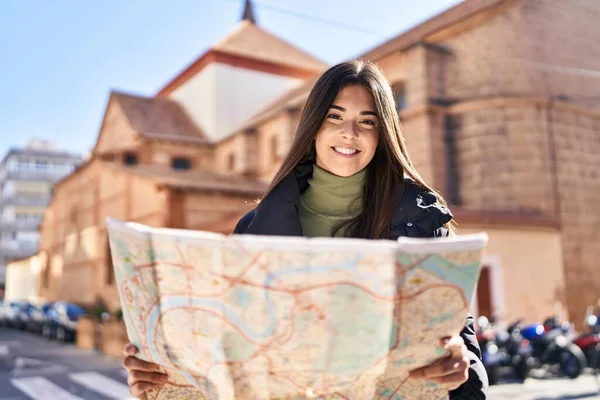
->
[0,0,462,158]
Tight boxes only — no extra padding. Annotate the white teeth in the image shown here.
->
[333,146,358,155]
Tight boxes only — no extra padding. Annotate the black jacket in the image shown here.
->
[234,163,488,399]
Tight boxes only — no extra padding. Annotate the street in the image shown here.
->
[0,328,599,400]
[0,328,131,400]
[488,375,600,400]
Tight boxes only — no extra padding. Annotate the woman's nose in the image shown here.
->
[341,121,359,139]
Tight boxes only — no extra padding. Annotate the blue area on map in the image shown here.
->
[141,254,368,389]
[231,287,251,307]
[398,254,480,301]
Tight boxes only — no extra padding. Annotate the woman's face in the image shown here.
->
[315,84,380,177]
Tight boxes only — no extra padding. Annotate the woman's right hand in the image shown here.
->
[123,343,168,399]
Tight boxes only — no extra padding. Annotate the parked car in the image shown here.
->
[3,302,22,328]
[26,302,54,334]
[13,302,37,330]
[0,301,11,327]
[42,301,86,342]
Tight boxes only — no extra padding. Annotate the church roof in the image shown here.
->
[113,91,207,143]
[212,20,326,72]
[157,19,326,96]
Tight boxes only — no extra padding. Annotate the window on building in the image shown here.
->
[7,158,17,171]
[228,153,236,171]
[271,135,279,162]
[393,83,407,112]
[43,256,51,289]
[2,182,13,198]
[171,157,192,170]
[123,152,138,166]
[476,266,493,319]
[106,237,114,285]
[36,160,48,171]
[17,160,30,172]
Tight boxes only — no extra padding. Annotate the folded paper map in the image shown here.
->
[106,218,488,400]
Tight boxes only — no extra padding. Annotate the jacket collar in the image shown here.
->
[241,162,453,239]
[242,162,312,236]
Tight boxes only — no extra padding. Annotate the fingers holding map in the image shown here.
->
[106,218,488,400]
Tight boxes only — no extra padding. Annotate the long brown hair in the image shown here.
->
[263,60,454,239]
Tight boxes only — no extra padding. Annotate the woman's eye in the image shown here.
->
[327,114,342,120]
[362,120,376,126]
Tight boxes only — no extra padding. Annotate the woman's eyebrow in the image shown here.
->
[330,104,378,116]
[360,111,378,117]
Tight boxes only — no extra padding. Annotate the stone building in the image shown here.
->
[0,140,82,292]
[9,0,600,327]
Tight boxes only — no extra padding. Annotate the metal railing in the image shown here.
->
[0,242,38,260]
[4,169,71,183]
[0,194,50,208]
[0,219,42,232]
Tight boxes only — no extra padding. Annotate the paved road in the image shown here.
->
[0,328,131,400]
[1,327,599,399]
[489,375,600,400]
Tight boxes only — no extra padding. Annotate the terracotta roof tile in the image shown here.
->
[212,20,327,72]
[113,91,207,143]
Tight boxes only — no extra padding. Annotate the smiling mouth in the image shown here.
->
[332,146,360,156]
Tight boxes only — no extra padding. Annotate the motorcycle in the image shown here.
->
[495,320,534,382]
[572,309,600,376]
[521,316,587,379]
[476,316,504,385]
[476,317,534,384]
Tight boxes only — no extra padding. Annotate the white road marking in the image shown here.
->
[69,371,135,399]
[10,376,84,400]
[0,341,23,346]
[11,357,67,376]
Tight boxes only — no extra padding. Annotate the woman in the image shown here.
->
[123,60,488,399]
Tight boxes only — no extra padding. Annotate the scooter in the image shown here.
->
[521,316,587,379]
[476,316,504,385]
[496,320,534,382]
[572,307,600,375]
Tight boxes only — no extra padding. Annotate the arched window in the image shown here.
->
[43,255,51,289]
[106,237,114,285]
[123,152,138,166]
[393,83,406,112]
[271,135,279,162]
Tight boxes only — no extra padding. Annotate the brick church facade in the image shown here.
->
[8,0,600,328]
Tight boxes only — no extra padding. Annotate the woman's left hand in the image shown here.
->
[408,336,470,390]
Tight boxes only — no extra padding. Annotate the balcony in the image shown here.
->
[5,168,71,183]
[0,218,42,232]
[0,194,51,208]
[0,241,38,262]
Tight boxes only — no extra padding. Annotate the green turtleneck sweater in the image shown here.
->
[299,164,366,237]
